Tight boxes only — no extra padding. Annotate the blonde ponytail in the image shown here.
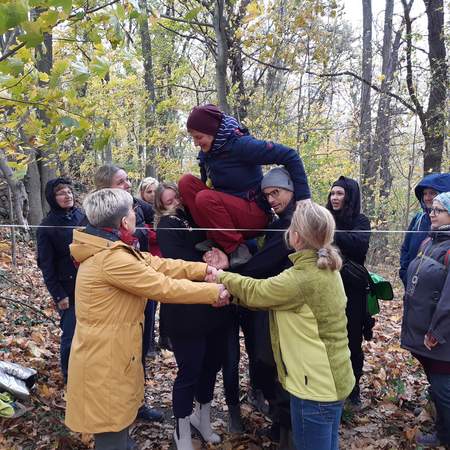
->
[289,203,342,271]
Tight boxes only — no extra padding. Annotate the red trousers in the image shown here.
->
[178,174,269,253]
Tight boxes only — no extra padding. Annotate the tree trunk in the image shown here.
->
[26,24,56,221]
[373,0,404,200]
[138,0,157,175]
[0,151,29,228]
[213,0,231,114]
[359,0,374,215]
[422,0,447,173]
[227,0,250,121]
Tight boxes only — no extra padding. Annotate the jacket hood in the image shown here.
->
[326,176,362,229]
[415,173,450,208]
[45,177,73,212]
[70,229,124,264]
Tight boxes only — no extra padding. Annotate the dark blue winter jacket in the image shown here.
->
[36,178,84,304]
[198,127,310,208]
[399,173,450,287]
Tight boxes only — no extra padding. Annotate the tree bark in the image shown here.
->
[25,22,56,221]
[359,0,374,215]
[138,0,157,176]
[213,0,231,114]
[422,0,447,173]
[0,151,29,228]
[402,0,447,174]
[373,0,405,200]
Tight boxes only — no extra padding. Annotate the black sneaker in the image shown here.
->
[137,405,164,422]
[415,431,441,447]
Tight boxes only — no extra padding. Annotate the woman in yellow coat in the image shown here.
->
[65,188,228,450]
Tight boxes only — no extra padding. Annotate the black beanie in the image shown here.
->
[186,104,223,136]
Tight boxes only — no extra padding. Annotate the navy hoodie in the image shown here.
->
[399,173,450,287]
[36,178,84,304]
[198,116,310,210]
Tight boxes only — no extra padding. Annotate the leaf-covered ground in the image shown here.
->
[0,236,442,449]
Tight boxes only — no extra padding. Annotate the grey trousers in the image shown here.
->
[94,427,134,450]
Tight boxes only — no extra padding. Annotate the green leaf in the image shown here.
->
[89,56,109,79]
[48,0,72,14]
[116,3,125,20]
[60,116,80,128]
[0,58,25,76]
[0,0,29,35]
[49,58,69,88]
[184,6,201,21]
[72,61,90,84]
[39,9,60,28]
[18,20,45,48]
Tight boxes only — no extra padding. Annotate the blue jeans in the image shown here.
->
[427,372,450,444]
[290,395,344,450]
[59,304,76,384]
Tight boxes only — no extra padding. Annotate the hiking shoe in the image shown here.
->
[415,431,441,447]
[248,388,270,415]
[195,240,215,252]
[229,244,252,267]
[137,405,164,422]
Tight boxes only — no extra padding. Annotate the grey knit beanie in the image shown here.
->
[261,167,294,192]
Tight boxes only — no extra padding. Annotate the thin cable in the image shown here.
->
[0,224,448,233]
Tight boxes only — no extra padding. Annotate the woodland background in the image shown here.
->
[0,0,449,448]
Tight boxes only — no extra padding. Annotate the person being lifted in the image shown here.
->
[179,104,311,267]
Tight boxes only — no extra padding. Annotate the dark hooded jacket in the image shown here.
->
[326,176,370,267]
[401,225,450,362]
[156,209,230,337]
[36,178,84,304]
[198,115,310,211]
[399,173,450,287]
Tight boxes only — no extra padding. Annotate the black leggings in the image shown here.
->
[171,330,225,418]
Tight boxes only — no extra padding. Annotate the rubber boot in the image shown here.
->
[189,401,221,444]
[173,416,194,450]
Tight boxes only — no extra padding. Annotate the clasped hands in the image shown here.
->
[205,265,228,307]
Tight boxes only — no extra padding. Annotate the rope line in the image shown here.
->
[0,224,448,233]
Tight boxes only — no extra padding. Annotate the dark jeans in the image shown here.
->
[290,395,344,450]
[171,331,225,418]
[94,427,130,450]
[59,303,76,384]
[142,301,156,370]
[222,307,260,405]
[427,372,450,444]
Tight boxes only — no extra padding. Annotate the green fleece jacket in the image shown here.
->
[218,249,354,402]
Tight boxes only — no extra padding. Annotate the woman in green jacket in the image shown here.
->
[217,202,354,450]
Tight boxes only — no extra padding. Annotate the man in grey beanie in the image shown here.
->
[204,166,296,448]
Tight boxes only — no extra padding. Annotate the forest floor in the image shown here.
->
[0,233,443,450]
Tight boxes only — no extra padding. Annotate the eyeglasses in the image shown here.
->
[429,207,448,216]
[264,188,282,200]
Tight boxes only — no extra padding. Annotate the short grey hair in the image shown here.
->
[83,188,133,228]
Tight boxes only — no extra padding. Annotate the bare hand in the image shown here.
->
[212,284,230,307]
[203,247,230,270]
[58,297,70,310]
[204,265,218,283]
[424,333,438,350]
